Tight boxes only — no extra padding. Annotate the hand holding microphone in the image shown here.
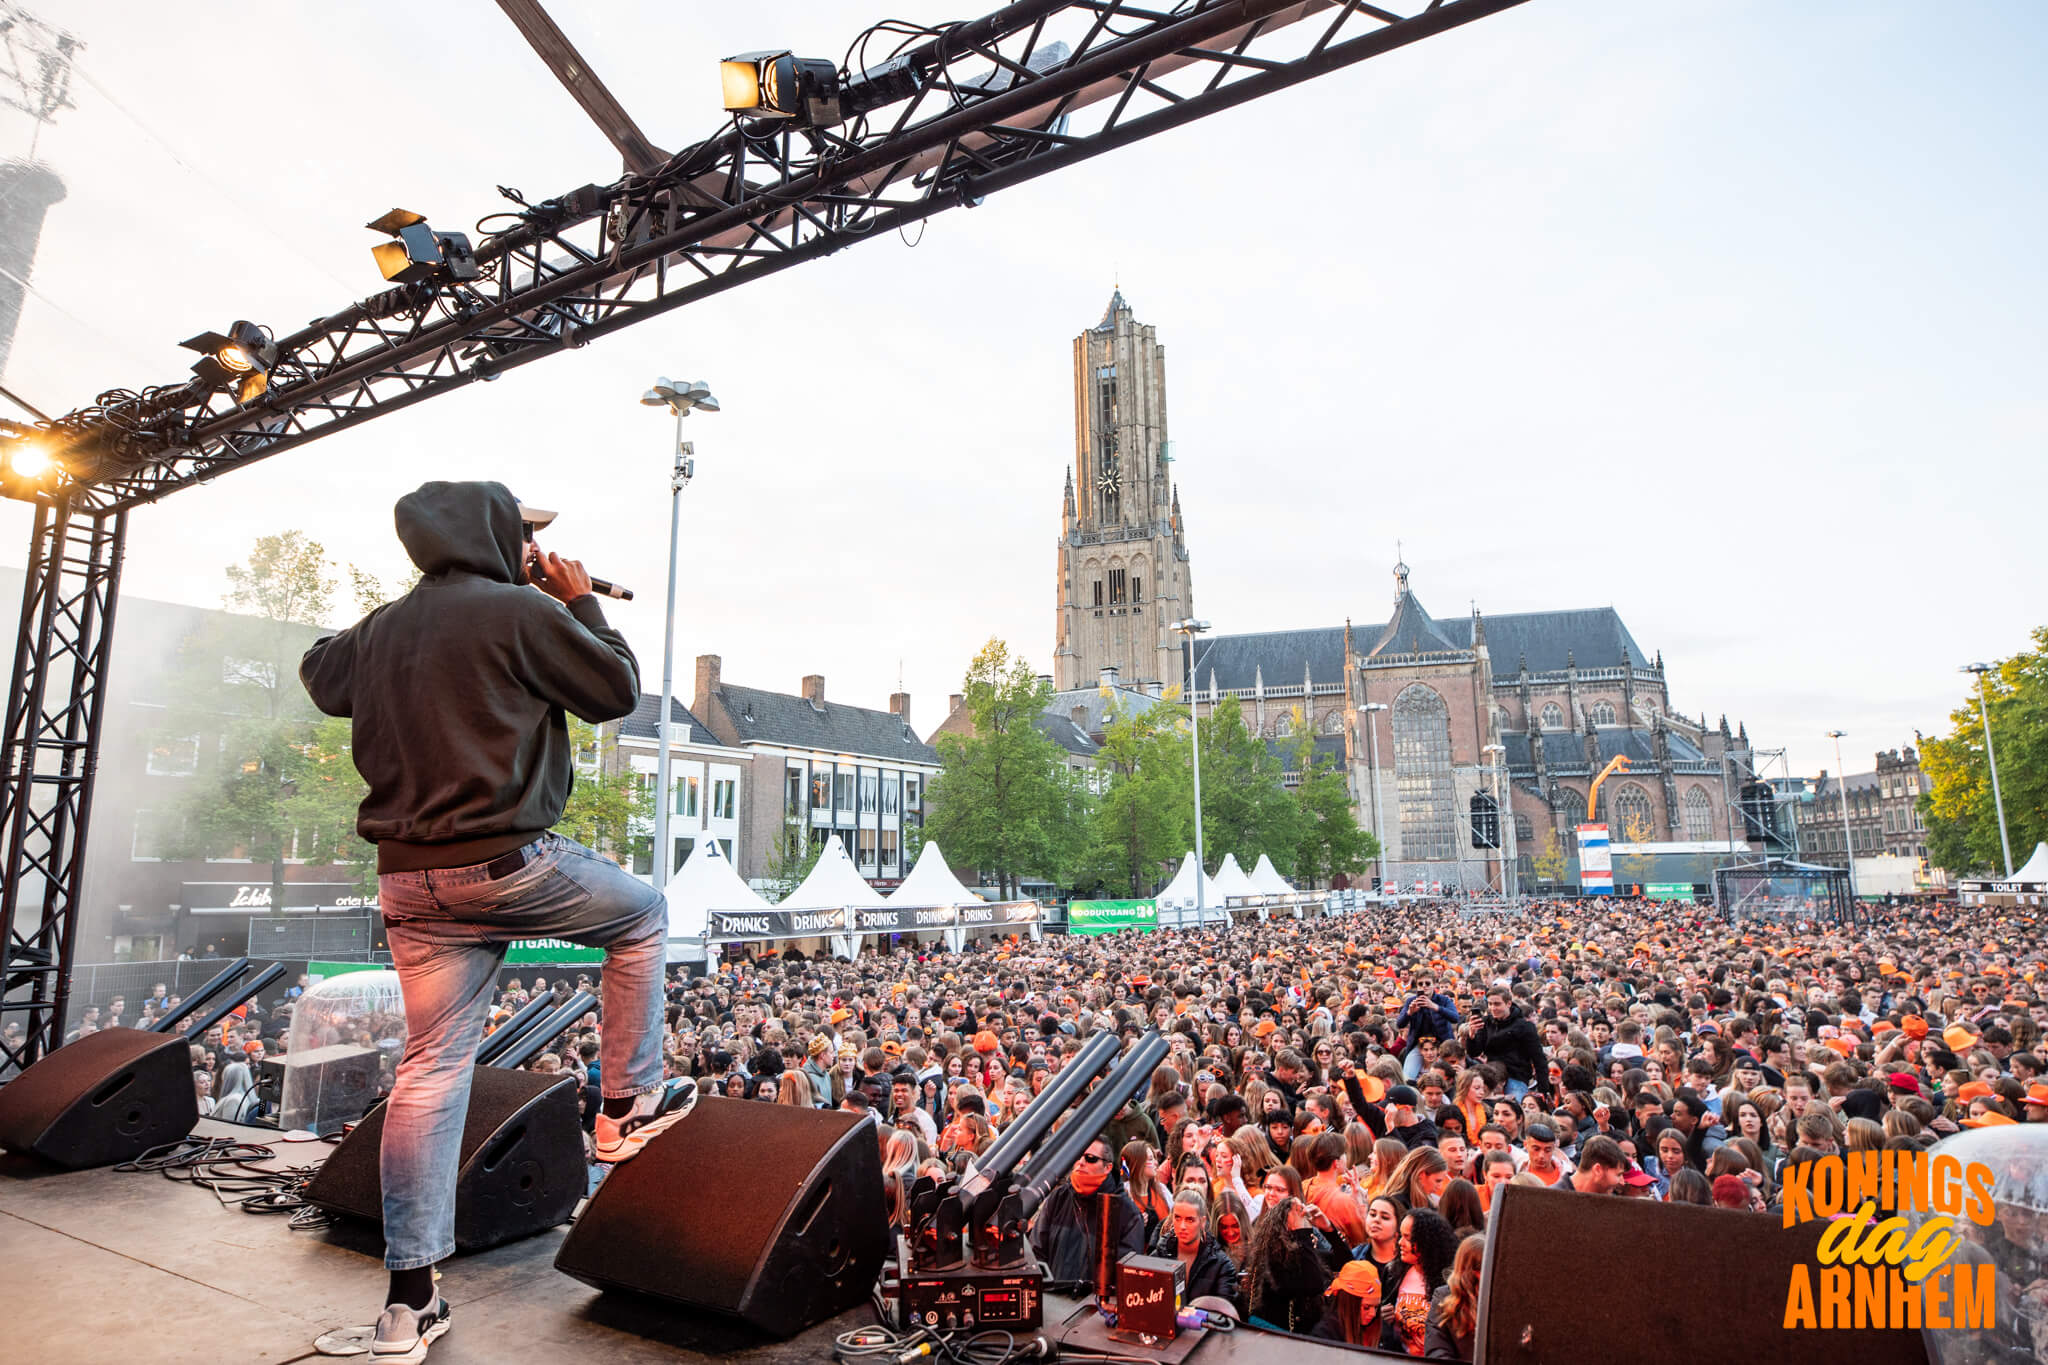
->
[527,547,634,603]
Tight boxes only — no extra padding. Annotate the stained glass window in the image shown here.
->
[1393,684,1455,861]
[1591,701,1616,725]
[1683,786,1714,840]
[1612,783,1654,839]
[1540,703,1563,729]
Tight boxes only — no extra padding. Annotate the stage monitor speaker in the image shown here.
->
[555,1094,887,1337]
[303,1067,584,1253]
[1477,1184,1929,1365]
[0,1028,198,1169]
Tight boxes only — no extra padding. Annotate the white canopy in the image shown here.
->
[663,837,767,960]
[780,837,888,909]
[2014,841,2048,884]
[1249,853,1295,895]
[887,842,986,906]
[1154,850,1219,926]
[1210,854,1262,902]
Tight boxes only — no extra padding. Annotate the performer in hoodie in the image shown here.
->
[301,481,692,1364]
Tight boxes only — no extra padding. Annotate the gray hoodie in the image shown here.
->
[300,481,639,863]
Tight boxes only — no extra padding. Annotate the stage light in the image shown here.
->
[181,321,276,406]
[366,209,480,286]
[720,51,843,125]
[8,439,54,480]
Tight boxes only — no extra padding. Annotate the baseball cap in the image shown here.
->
[516,502,558,530]
[1386,1085,1420,1108]
[1622,1169,1657,1187]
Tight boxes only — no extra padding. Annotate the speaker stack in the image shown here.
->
[556,1094,889,1337]
[304,1067,585,1253]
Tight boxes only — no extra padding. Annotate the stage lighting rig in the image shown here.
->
[180,320,276,406]
[367,208,480,286]
[720,51,844,126]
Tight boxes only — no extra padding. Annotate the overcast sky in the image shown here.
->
[6,1,2043,780]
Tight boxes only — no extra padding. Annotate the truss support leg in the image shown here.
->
[0,498,126,1076]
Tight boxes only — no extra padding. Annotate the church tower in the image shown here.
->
[1053,290,1193,690]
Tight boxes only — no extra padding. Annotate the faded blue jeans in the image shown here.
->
[376,833,666,1270]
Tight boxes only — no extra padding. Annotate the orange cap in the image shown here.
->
[1902,1016,1928,1040]
[1962,1111,2016,1128]
[1956,1080,1994,1102]
[1943,1025,1978,1052]
[2024,1083,2048,1108]
[1327,1260,1381,1300]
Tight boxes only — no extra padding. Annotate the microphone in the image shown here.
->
[587,576,633,601]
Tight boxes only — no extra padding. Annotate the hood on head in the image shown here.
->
[394,480,527,583]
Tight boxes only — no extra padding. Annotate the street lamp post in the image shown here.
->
[1362,702,1388,893]
[640,378,719,890]
[1962,663,2015,878]
[1172,619,1211,927]
[1826,730,1857,910]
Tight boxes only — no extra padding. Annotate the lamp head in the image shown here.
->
[1961,662,1991,675]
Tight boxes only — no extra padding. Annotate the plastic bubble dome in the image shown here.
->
[1909,1124,2048,1364]
[280,969,407,1135]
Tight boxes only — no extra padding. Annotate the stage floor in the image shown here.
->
[0,1120,1397,1365]
[0,1119,878,1365]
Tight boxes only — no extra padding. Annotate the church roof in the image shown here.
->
[1094,288,1128,331]
[1366,565,1462,658]
[1186,606,1649,694]
[1502,727,1706,771]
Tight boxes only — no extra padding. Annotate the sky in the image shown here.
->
[3,0,2043,781]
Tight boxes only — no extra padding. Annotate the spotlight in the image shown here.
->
[8,439,55,480]
[720,51,843,126]
[180,321,276,405]
[366,209,480,286]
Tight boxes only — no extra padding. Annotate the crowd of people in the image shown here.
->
[629,893,2041,1356]
[47,892,2048,1357]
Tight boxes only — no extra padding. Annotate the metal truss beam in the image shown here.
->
[0,501,124,1073]
[37,0,1526,511]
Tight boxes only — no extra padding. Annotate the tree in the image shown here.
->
[1616,810,1658,894]
[555,717,652,865]
[1921,628,2048,876]
[1533,825,1569,887]
[1194,696,1302,875]
[157,533,371,910]
[1083,695,1190,896]
[923,639,1080,898]
[1288,718,1375,886]
[762,827,827,900]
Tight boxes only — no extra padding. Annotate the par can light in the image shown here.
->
[720,51,843,126]
[367,208,480,286]
[181,321,276,406]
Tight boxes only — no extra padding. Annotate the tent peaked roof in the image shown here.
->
[1157,850,1217,907]
[780,837,888,909]
[1210,854,1261,901]
[2013,841,2048,884]
[887,842,986,906]
[665,836,769,938]
[1248,853,1295,895]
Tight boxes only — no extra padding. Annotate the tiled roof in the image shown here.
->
[618,693,718,742]
[712,683,939,765]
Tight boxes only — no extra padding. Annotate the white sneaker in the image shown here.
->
[593,1078,697,1162]
[371,1295,450,1364]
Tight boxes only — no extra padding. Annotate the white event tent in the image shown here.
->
[1249,854,1295,895]
[782,839,888,959]
[889,842,993,951]
[663,836,769,965]
[2014,842,2048,885]
[1210,854,1262,904]
[1155,851,1221,929]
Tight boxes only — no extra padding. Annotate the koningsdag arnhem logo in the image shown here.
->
[1780,1151,1996,1329]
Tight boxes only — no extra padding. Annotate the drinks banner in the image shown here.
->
[1068,900,1158,936]
[707,902,1038,942]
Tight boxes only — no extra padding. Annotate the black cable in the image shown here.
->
[115,1134,333,1219]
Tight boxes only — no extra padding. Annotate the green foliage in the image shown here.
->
[762,827,827,901]
[1082,693,1190,897]
[553,717,652,863]
[1195,696,1303,876]
[922,638,1082,898]
[157,533,372,900]
[1287,715,1375,885]
[1921,628,2048,875]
